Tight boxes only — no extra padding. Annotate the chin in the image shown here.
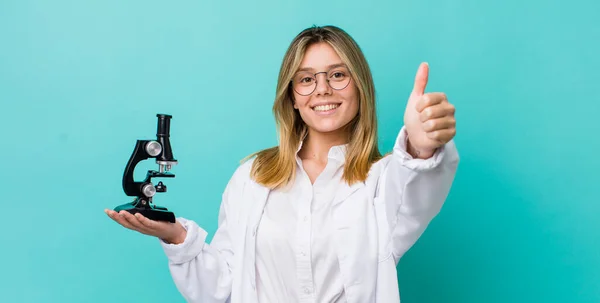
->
[306,118,352,134]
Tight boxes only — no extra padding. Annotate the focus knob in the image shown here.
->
[145,141,162,157]
[142,183,156,197]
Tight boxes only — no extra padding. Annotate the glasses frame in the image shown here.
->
[290,69,352,96]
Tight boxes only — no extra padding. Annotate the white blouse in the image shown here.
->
[158,126,460,303]
[255,142,348,303]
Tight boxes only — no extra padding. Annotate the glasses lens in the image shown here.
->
[328,68,350,90]
[292,72,316,95]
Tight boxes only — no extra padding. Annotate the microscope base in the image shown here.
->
[114,201,176,223]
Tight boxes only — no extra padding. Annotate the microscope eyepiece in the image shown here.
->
[156,114,177,165]
[157,114,172,136]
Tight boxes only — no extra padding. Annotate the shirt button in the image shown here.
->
[304,287,311,294]
[303,216,308,222]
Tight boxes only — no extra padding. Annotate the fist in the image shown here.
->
[403,62,456,159]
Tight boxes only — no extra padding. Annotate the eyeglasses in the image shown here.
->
[290,66,352,96]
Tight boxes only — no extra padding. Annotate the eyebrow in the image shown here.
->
[297,63,347,72]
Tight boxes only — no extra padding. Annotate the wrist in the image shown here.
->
[162,224,187,245]
[407,138,436,159]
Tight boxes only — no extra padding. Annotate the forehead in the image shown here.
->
[298,42,345,71]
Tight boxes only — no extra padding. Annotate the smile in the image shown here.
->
[311,103,340,112]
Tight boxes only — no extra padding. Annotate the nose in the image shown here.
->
[314,72,332,96]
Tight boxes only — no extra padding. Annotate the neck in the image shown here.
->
[298,127,348,163]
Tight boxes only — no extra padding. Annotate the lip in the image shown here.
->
[309,101,342,108]
[311,102,341,116]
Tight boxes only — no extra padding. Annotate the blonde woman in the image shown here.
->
[106,25,459,303]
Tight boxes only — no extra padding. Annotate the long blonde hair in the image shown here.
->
[247,25,382,189]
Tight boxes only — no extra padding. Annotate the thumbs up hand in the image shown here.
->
[403,62,456,159]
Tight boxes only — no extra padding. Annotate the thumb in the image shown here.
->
[411,62,429,96]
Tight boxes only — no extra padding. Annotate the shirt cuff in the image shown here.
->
[159,217,208,264]
[392,126,446,171]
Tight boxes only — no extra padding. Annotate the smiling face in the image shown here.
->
[291,42,359,137]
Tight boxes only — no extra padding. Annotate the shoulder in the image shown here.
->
[369,153,393,173]
[218,157,257,211]
[227,156,256,187]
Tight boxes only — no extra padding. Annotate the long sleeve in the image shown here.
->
[377,126,460,264]
[159,170,239,303]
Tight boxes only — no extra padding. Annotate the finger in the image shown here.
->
[416,92,448,113]
[120,211,153,234]
[422,117,456,132]
[134,212,164,231]
[411,62,429,97]
[426,128,456,143]
[106,209,139,231]
[419,101,455,122]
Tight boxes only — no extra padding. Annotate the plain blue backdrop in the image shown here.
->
[1,0,598,302]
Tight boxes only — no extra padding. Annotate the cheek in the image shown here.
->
[347,99,359,118]
[342,87,360,112]
[293,95,311,109]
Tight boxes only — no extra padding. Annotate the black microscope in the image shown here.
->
[113,114,178,223]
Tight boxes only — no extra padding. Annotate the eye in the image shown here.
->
[329,70,347,80]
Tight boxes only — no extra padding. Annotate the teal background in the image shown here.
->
[1,0,598,302]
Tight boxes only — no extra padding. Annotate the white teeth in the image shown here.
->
[313,104,339,112]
